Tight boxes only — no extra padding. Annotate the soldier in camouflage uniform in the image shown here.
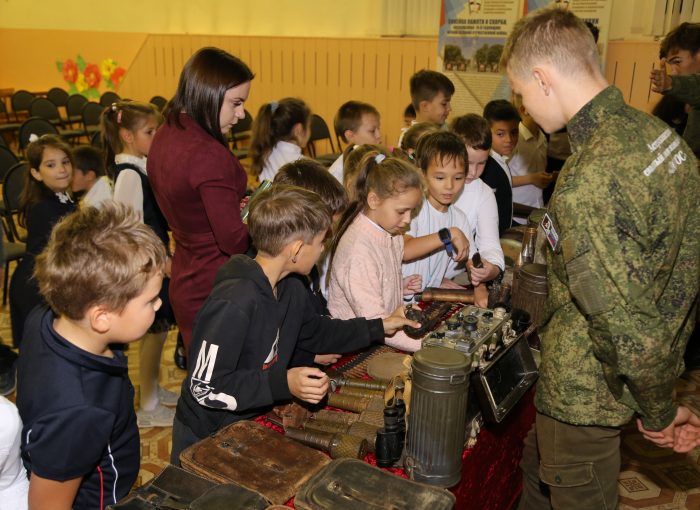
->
[501,8,700,510]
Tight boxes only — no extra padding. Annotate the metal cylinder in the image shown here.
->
[405,346,469,488]
[327,393,370,413]
[511,263,548,329]
[285,427,367,459]
[418,287,474,303]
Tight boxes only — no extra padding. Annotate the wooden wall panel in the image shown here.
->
[119,34,438,148]
[605,40,662,113]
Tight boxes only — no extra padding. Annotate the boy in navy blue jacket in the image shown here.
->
[171,185,418,462]
[16,203,167,510]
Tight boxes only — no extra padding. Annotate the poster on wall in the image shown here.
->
[438,0,612,116]
[438,0,523,116]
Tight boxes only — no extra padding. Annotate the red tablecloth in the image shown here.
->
[256,387,535,509]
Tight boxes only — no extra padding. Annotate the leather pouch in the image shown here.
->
[107,464,269,509]
[295,458,456,510]
[180,420,330,505]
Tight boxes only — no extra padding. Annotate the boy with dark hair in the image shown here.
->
[398,70,455,144]
[653,22,700,156]
[329,101,381,183]
[400,131,479,302]
[170,185,417,463]
[17,203,168,510]
[449,114,505,290]
[71,145,112,208]
[504,7,700,508]
[482,99,520,235]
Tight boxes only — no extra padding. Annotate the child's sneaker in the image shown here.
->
[137,403,175,428]
[158,385,179,407]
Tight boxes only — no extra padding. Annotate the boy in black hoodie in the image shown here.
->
[171,185,418,463]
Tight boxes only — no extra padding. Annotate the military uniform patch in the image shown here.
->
[541,212,559,252]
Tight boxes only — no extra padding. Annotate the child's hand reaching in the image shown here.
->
[382,305,421,335]
[287,367,329,404]
[448,227,469,261]
[403,274,422,296]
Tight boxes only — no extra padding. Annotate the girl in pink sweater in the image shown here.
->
[327,152,424,352]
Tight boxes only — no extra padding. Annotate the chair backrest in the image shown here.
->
[29,98,61,123]
[47,87,69,107]
[307,114,336,157]
[0,134,7,148]
[19,117,60,150]
[66,94,88,117]
[99,91,120,107]
[0,146,19,183]
[3,162,29,242]
[11,90,35,114]
[82,102,104,128]
[149,95,168,111]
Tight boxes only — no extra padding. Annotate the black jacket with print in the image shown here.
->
[175,254,385,439]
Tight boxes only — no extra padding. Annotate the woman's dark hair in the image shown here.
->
[20,135,74,227]
[249,98,312,177]
[165,47,254,145]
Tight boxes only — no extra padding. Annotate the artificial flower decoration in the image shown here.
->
[57,55,126,98]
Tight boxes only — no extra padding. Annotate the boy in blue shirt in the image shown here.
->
[171,185,417,463]
[16,203,167,510]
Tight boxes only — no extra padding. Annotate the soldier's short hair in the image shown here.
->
[248,184,331,256]
[501,7,600,81]
[660,22,700,59]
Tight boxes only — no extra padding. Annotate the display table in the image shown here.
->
[254,340,536,510]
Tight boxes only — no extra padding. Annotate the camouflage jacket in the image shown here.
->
[665,73,700,157]
[537,86,700,431]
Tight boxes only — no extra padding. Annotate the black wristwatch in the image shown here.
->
[438,228,455,257]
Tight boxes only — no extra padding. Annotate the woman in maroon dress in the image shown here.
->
[148,48,254,357]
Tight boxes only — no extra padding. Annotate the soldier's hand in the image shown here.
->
[637,406,700,452]
[531,171,554,189]
[650,60,672,93]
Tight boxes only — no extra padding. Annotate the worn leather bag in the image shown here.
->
[295,458,456,510]
[179,420,330,505]
[107,464,269,509]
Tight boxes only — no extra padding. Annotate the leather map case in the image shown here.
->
[295,458,456,510]
[107,464,269,509]
[179,420,331,505]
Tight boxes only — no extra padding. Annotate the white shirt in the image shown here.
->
[329,154,344,183]
[113,153,147,220]
[402,199,476,292]
[259,141,303,182]
[509,122,546,218]
[83,176,113,209]
[0,397,28,510]
[452,178,505,270]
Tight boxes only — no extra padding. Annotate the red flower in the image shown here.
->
[63,59,78,84]
[84,64,101,89]
[110,67,126,87]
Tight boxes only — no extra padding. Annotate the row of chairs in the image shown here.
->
[0,162,28,305]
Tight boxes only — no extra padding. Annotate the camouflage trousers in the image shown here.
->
[518,412,621,510]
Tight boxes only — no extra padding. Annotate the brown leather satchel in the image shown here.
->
[179,420,331,505]
[294,458,456,510]
[106,464,269,509]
